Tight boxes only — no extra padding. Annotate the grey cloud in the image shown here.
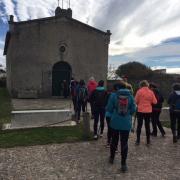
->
[92,0,144,27]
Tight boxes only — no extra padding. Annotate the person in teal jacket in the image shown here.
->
[106,82,136,172]
[105,83,121,147]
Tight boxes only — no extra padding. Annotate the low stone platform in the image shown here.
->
[12,98,73,111]
[8,109,72,129]
[4,98,91,129]
[160,107,170,121]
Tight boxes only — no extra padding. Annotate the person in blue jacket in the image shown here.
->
[106,82,136,172]
[168,83,180,143]
[105,83,121,147]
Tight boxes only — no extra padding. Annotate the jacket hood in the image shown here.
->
[96,86,105,91]
[117,89,131,96]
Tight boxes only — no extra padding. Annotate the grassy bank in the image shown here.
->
[0,125,92,148]
[0,88,92,148]
[0,87,11,125]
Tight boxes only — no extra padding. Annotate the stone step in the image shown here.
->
[9,109,73,129]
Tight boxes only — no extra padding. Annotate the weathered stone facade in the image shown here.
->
[4,8,111,98]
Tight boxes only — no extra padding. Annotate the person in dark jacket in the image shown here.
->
[70,78,78,111]
[149,83,165,137]
[76,80,88,123]
[168,83,180,143]
[106,81,136,172]
[91,80,107,139]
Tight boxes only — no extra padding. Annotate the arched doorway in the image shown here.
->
[52,61,72,96]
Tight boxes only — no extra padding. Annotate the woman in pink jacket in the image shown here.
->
[135,80,157,145]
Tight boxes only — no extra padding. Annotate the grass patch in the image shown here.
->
[0,87,93,148]
[162,121,170,128]
[0,87,11,125]
[0,125,93,148]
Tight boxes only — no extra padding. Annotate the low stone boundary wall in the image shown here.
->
[10,109,72,129]
[160,107,169,122]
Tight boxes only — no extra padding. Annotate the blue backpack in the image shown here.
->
[78,87,86,102]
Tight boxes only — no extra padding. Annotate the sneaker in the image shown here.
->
[109,157,114,164]
[150,132,157,137]
[121,164,128,173]
[94,135,98,140]
[99,133,103,138]
[135,141,140,146]
[177,135,180,139]
[106,143,110,148]
[161,132,166,137]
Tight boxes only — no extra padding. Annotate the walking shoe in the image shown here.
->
[161,132,166,137]
[106,143,110,148]
[109,157,114,164]
[135,141,140,146]
[94,135,98,140]
[151,133,157,137]
[173,136,177,143]
[99,133,103,138]
[121,164,128,173]
[146,141,151,146]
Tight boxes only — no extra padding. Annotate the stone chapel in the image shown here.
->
[3,6,111,98]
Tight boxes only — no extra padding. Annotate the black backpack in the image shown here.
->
[94,90,106,107]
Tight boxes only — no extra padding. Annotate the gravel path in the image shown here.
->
[0,127,180,180]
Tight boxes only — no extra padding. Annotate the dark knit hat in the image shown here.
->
[172,83,180,91]
[98,80,104,87]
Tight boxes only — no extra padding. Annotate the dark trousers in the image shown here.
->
[170,112,180,137]
[106,117,112,144]
[136,112,151,143]
[110,129,129,165]
[89,100,95,117]
[94,107,105,135]
[151,111,165,135]
[63,90,68,98]
[77,100,86,120]
[72,96,77,111]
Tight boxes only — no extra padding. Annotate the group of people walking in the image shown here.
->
[70,77,180,172]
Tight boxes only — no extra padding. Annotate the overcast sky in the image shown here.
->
[0,0,180,73]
